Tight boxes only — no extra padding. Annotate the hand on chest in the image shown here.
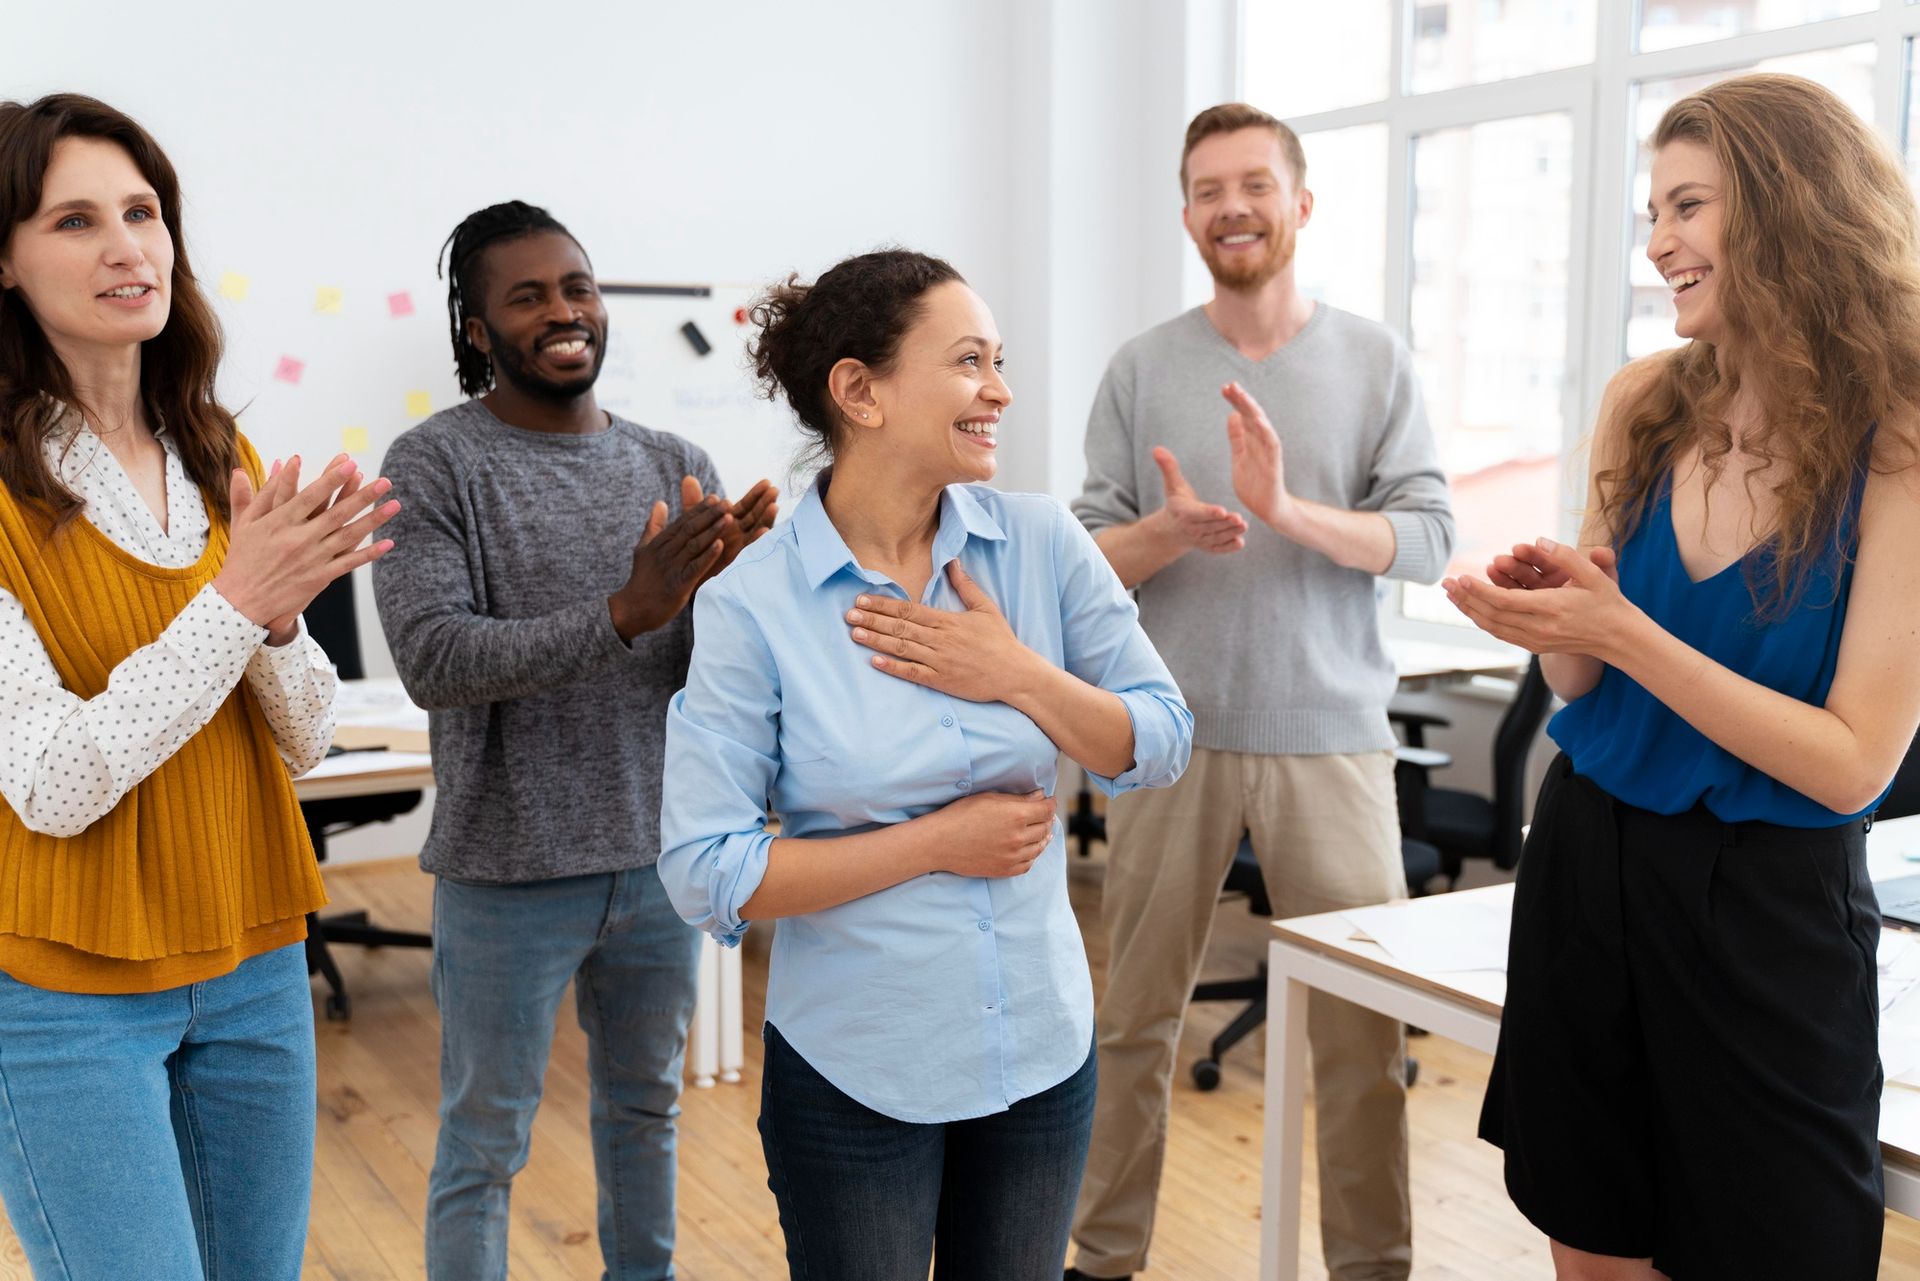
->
[769,567,1060,810]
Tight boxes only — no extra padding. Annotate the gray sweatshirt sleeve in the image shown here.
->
[1357,342,1456,584]
[1069,355,1141,536]
[370,432,632,710]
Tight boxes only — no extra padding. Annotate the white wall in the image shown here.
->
[4,0,1033,671]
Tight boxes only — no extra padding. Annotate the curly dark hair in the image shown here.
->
[748,248,963,469]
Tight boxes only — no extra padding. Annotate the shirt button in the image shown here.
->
[978,920,991,931]
[941,715,954,728]
[955,780,969,792]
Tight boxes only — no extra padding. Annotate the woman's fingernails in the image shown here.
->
[846,609,863,624]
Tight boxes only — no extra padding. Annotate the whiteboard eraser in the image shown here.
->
[680,321,712,357]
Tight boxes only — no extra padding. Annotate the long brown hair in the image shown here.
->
[1599,73,1920,615]
[0,94,238,525]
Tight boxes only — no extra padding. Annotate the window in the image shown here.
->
[1239,0,1920,635]
[1294,125,1390,321]
[1409,0,1598,92]
[1637,0,1878,53]
[1243,1,1391,117]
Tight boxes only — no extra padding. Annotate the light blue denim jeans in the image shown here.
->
[0,940,316,1281]
[426,867,700,1281]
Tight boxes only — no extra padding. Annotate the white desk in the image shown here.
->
[1386,637,1527,686]
[312,679,745,1087]
[1259,815,1920,1279]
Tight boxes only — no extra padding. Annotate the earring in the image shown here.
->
[860,412,869,419]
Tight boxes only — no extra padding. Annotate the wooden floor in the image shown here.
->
[1,848,1918,1279]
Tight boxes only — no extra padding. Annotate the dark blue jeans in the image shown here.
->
[758,1021,1096,1281]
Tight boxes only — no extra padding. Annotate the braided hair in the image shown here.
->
[438,200,578,397]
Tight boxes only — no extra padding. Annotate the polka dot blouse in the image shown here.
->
[0,419,337,838]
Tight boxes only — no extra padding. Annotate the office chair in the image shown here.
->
[301,572,430,1020]
[1389,657,1553,887]
[1187,832,1438,1091]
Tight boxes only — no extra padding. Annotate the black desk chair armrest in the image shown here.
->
[1388,708,1452,750]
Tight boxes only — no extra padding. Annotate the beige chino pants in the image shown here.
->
[1070,747,1413,1281]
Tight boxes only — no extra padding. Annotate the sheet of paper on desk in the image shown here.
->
[1342,885,1514,974]
[332,679,429,733]
[1879,933,1920,1082]
[300,751,433,781]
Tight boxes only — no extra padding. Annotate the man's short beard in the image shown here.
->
[1202,223,1296,291]
[486,320,604,403]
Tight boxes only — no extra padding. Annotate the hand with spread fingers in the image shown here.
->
[1222,380,1292,530]
[701,476,779,580]
[215,451,400,641]
[608,481,733,641]
[1444,538,1645,660]
[1152,446,1246,554]
[846,561,1040,703]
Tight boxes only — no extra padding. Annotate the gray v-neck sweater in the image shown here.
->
[1071,305,1454,755]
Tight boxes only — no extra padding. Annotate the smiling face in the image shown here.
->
[859,281,1012,486]
[466,230,607,401]
[1182,127,1310,291]
[1647,139,1727,346]
[0,135,173,361]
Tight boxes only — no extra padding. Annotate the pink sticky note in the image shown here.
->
[387,291,415,318]
[273,356,305,385]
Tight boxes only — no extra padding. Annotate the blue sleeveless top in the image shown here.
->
[1547,460,1881,828]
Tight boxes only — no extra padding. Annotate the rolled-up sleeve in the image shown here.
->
[1050,503,1192,795]
[658,584,781,946]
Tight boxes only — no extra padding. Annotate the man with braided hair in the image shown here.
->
[372,200,778,1281]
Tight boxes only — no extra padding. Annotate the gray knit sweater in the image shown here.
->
[371,399,719,883]
[1072,305,1454,756]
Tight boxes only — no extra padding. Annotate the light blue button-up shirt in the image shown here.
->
[658,476,1192,1123]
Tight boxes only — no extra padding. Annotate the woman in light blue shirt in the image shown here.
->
[658,250,1191,1280]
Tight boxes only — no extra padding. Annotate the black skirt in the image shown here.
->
[1480,753,1883,1281]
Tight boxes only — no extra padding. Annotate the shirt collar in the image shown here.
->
[793,469,1008,592]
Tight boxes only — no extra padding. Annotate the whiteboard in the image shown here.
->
[593,283,811,505]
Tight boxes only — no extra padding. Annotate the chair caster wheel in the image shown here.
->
[1405,1055,1419,1088]
[325,993,351,1022]
[1191,1058,1222,1091]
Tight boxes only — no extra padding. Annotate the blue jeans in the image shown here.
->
[426,867,700,1281]
[758,1022,1096,1281]
[0,941,316,1281]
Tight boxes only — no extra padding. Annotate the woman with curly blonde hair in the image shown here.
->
[1446,73,1920,1280]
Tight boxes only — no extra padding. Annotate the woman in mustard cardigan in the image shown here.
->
[0,95,399,1279]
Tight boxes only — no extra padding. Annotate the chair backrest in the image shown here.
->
[1490,657,1552,870]
[304,573,364,681]
[1877,734,1920,822]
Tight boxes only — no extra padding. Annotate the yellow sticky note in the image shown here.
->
[405,390,432,418]
[341,426,369,453]
[218,273,249,302]
[315,287,344,315]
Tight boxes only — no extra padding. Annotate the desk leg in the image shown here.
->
[719,941,744,1084]
[691,934,720,1089]
[1261,940,1310,1281]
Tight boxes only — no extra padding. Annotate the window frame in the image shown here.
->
[1237,0,1920,647]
